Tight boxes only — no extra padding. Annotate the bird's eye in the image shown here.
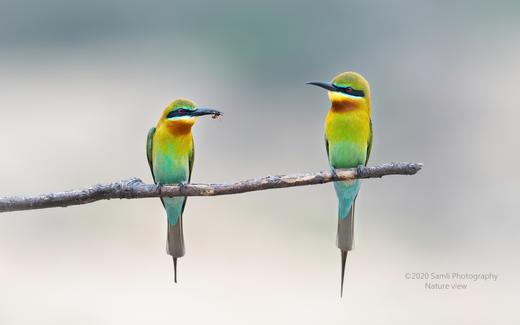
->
[177,109,186,115]
[345,87,353,93]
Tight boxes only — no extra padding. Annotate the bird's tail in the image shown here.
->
[167,217,185,283]
[337,202,355,297]
[334,179,360,297]
[337,200,355,251]
[164,197,187,283]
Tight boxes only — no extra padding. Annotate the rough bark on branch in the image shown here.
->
[0,162,422,213]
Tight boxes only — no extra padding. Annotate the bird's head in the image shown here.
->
[160,98,222,133]
[307,71,370,109]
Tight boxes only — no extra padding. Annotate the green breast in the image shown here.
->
[325,110,370,168]
[152,136,192,184]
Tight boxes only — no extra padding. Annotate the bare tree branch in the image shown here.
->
[0,162,422,213]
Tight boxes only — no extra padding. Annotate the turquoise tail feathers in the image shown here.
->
[334,180,360,220]
[164,197,185,225]
[334,180,360,297]
[334,180,359,251]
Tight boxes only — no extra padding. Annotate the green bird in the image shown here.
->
[147,98,222,283]
[307,72,372,296]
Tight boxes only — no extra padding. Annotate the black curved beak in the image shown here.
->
[306,81,337,92]
[191,108,223,117]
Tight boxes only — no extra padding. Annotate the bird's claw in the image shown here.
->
[356,165,365,178]
[331,168,339,180]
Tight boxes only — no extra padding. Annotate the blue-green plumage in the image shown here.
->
[151,139,192,226]
[164,198,186,225]
[309,71,373,296]
[334,180,360,221]
[327,139,365,221]
[146,99,220,284]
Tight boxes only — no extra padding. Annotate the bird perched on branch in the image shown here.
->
[146,98,222,283]
[307,72,372,296]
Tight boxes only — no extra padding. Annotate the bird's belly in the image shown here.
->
[153,153,189,184]
[328,141,366,168]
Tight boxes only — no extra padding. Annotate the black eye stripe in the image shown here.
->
[334,85,365,97]
[166,107,192,119]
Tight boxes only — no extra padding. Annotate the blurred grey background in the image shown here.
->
[0,0,519,324]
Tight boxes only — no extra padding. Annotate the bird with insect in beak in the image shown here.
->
[307,72,372,297]
[146,98,222,283]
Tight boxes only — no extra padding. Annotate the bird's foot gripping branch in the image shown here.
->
[0,162,422,213]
